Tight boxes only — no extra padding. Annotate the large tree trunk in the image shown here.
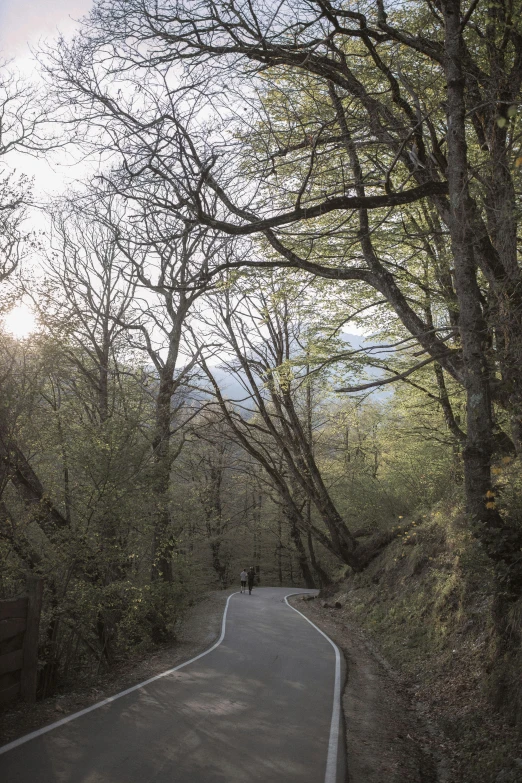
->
[305,505,329,587]
[480,34,522,453]
[149,309,190,584]
[441,0,522,613]
[443,0,499,529]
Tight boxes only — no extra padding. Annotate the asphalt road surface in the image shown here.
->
[0,587,345,783]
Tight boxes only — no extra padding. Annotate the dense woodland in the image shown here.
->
[1,0,522,725]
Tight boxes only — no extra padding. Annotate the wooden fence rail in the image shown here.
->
[0,575,43,706]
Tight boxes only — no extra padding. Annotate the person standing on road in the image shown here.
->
[247,567,256,595]
[240,569,248,593]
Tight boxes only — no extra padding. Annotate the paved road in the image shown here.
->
[0,587,345,783]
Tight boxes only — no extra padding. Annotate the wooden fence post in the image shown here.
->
[20,575,43,703]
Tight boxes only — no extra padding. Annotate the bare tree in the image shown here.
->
[36,198,136,423]
[43,0,522,578]
[0,62,58,291]
[96,199,229,583]
[0,60,68,534]
[195,278,404,570]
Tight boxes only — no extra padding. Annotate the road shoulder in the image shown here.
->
[289,595,442,783]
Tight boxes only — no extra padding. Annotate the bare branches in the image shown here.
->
[335,355,438,393]
[192,180,449,235]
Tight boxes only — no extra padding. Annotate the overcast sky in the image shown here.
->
[0,0,95,195]
[0,0,93,58]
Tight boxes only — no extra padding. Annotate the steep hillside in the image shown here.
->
[319,501,522,783]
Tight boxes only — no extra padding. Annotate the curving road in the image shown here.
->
[0,587,345,783]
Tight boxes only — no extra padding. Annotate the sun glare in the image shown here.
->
[3,304,37,340]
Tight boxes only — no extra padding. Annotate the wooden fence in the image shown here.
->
[0,575,43,706]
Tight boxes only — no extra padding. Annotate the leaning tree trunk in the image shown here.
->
[277,389,360,567]
[285,503,316,589]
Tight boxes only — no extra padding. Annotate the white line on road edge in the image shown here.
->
[0,591,239,756]
[284,594,342,783]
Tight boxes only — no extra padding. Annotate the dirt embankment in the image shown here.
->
[308,507,522,783]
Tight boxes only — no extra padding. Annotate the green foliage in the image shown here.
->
[317,393,456,533]
[0,327,197,691]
